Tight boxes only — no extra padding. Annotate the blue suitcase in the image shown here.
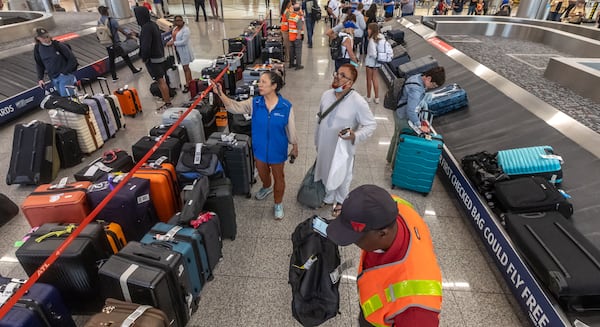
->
[392,134,443,194]
[0,278,76,327]
[497,146,563,183]
[140,223,211,292]
[426,83,468,116]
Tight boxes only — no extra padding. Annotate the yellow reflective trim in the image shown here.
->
[384,280,442,303]
[392,196,414,209]
[361,294,384,318]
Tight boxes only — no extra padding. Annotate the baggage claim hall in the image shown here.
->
[0,0,599,326]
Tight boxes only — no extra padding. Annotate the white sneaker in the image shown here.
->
[374,98,380,104]
[364,96,372,103]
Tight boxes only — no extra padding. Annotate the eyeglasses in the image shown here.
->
[332,72,351,81]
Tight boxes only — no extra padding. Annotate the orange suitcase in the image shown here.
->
[100,221,127,253]
[132,162,180,222]
[21,181,92,227]
[114,87,142,117]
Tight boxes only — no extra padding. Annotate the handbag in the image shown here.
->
[297,161,326,209]
[118,38,139,54]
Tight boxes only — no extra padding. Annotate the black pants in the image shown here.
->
[195,0,207,21]
[358,310,373,326]
[107,45,137,79]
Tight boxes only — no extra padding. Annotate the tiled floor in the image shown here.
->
[0,4,528,326]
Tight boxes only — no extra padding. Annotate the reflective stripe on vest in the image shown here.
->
[281,9,290,31]
[356,195,442,326]
[288,13,300,41]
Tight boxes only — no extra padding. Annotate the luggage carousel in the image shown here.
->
[386,16,600,327]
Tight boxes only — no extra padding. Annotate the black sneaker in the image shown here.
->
[295,65,304,70]
[133,67,142,74]
[112,77,119,82]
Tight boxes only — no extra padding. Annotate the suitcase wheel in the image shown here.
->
[246,193,251,198]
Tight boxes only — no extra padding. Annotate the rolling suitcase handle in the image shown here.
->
[81,78,96,95]
[97,76,112,94]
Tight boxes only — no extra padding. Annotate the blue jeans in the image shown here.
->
[547,12,561,21]
[305,16,315,47]
[52,73,77,97]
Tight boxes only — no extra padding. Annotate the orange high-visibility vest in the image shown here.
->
[356,195,443,327]
[288,12,301,41]
[281,8,290,32]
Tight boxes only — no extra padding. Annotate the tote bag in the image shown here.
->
[297,161,326,209]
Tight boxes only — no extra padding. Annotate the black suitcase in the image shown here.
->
[73,149,135,182]
[204,177,237,240]
[15,222,112,312]
[115,241,194,325]
[207,132,255,197]
[149,124,189,143]
[132,136,183,165]
[494,176,573,218]
[227,112,252,136]
[54,125,82,168]
[195,100,219,138]
[385,29,405,44]
[98,254,187,327]
[176,143,224,186]
[178,176,210,223]
[388,45,411,77]
[505,212,600,312]
[87,177,159,241]
[0,193,19,224]
[0,277,76,327]
[7,121,59,185]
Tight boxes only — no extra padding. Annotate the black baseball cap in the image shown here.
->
[326,185,398,246]
[34,27,49,37]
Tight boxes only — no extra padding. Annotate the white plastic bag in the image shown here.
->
[326,138,353,191]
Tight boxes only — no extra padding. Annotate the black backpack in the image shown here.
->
[311,1,322,21]
[329,34,344,60]
[383,78,419,110]
[461,151,509,197]
[289,216,341,327]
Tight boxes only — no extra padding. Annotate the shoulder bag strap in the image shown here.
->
[317,89,353,124]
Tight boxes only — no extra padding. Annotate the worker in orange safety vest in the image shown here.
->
[280,0,293,63]
[327,185,443,327]
[287,4,305,70]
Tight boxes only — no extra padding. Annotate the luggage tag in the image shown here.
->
[194,143,203,165]
[155,225,183,241]
[48,177,69,190]
[539,154,564,164]
[14,227,39,248]
[330,259,354,285]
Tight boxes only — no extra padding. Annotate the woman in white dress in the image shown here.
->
[314,63,377,215]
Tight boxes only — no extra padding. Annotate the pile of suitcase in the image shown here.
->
[6,79,142,186]
[461,146,600,313]
[4,125,260,324]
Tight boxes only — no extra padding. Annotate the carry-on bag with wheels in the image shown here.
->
[45,107,104,155]
[98,254,187,327]
[206,132,254,197]
[397,55,439,78]
[387,44,411,76]
[505,211,600,312]
[81,94,116,142]
[131,136,183,165]
[497,145,563,183]
[114,86,142,117]
[132,161,181,222]
[176,143,223,186]
[494,176,573,218]
[204,177,237,240]
[96,77,126,129]
[162,108,205,143]
[426,83,468,116]
[7,121,59,185]
[106,241,193,327]
[392,133,443,194]
[149,124,189,143]
[169,211,223,274]
[84,298,169,327]
[140,222,212,295]
[21,180,92,227]
[0,277,76,327]
[73,149,135,182]
[15,222,112,311]
[54,125,82,168]
[87,177,159,241]
[385,29,405,44]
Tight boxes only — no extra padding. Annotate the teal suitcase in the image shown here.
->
[497,146,563,183]
[392,134,443,194]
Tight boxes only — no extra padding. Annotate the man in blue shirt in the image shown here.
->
[387,67,446,165]
[33,27,78,97]
[383,0,395,20]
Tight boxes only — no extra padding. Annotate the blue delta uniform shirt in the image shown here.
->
[251,95,292,164]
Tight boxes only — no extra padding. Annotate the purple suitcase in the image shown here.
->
[87,177,159,241]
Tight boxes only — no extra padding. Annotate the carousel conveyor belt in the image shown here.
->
[394,21,600,248]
